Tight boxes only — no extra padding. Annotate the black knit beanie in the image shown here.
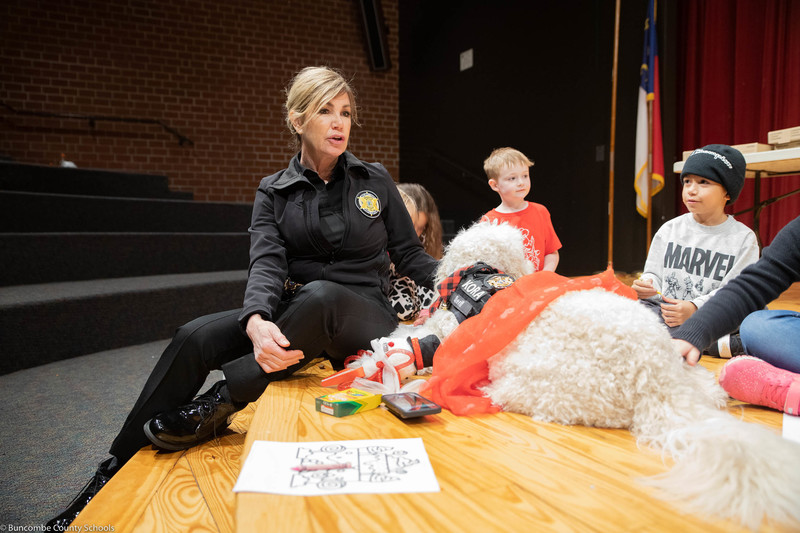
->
[680,144,746,204]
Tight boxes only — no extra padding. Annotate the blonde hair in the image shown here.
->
[398,188,419,222]
[285,66,359,146]
[483,147,534,181]
[398,183,443,260]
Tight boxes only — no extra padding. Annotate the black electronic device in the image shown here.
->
[382,392,442,419]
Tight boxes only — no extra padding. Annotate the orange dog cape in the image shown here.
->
[420,268,636,415]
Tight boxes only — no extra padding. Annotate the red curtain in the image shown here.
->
[678,0,800,245]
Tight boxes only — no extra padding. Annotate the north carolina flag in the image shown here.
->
[634,0,664,218]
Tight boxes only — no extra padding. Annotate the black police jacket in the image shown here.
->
[238,152,438,328]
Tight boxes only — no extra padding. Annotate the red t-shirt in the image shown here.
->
[481,202,562,271]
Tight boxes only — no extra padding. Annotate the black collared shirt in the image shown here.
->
[307,164,345,250]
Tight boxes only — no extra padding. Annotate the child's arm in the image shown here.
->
[632,277,660,299]
[672,338,702,366]
[659,296,696,328]
[542,251,559,272]
[633,224,668,299]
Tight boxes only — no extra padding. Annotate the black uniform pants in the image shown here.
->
[108,280,398,464]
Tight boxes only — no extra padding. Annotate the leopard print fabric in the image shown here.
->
[389,264,436,321]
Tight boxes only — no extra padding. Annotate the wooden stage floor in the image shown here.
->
[71,281,800,533]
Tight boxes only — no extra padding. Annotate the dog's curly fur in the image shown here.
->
[413,220,800,530]
[410,220,534,342]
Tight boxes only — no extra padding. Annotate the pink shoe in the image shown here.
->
[719,356,800,415]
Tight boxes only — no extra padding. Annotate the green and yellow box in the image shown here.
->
[315,388,382,417]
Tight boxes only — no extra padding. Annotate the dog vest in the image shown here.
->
[431,262,515,323]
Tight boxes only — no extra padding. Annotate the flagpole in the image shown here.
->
[647,98,653,251]
[608,0,621,267]
[645,0,658,252]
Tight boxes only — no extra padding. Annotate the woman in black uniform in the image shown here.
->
[48,65,437,530]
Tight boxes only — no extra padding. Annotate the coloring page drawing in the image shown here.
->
[234,438,440,496]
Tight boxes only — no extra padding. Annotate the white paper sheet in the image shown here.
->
[233,438,440,496]
[783,412,800,445]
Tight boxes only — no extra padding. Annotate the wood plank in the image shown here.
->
[235,359,795,533]
[71,447,183,532]
[236,365,325,533]
[229,402,256,434]
[185,433,245,533]
[130,455,216,533]
[767,281,800,312]
[72,403,255,531]
[184,403,255,533]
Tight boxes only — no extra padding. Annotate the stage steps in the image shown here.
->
[0,161,253,374]
[0,160,193,199]
[1,230,249,285]
[0,190,250,233]
[0,271,247,374]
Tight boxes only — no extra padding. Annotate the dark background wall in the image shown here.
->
[1,0,680,275]
[0,0,400,203]
[399,0,679,275]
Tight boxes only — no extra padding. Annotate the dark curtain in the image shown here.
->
[677,0,800,245]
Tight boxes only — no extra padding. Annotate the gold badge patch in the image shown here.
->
[355,190,381,218]
[486,274,515,290]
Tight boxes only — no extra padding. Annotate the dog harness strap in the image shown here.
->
[449,268,516,323]
[428,262,514,320]
[428,264,474,312]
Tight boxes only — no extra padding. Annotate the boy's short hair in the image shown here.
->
[483,147,534,181]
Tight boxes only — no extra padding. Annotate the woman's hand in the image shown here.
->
[660,296,696,327]
[632,278,659,299]
[672,338,701,366]
[246,314,305,373]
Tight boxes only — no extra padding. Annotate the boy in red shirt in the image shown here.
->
[480,147,561,271]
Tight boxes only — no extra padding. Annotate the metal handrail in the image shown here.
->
[1,100,194,146]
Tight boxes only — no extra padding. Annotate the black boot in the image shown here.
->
[143,380,245,451]
[45,457,117,531]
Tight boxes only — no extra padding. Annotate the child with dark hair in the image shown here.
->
[398,182,443,260]
[632,144,759,350]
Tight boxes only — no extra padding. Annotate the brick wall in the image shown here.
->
[0,0,399,203]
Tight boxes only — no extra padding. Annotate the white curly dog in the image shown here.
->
[409,220,800,530]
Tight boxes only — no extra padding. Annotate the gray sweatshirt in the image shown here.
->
[641,213,759,309]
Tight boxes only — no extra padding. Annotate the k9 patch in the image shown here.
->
[449,268,516,323]
[355,190,381,218]
[485,274,515,290]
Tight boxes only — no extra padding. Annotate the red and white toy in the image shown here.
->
[321,336,425,393]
